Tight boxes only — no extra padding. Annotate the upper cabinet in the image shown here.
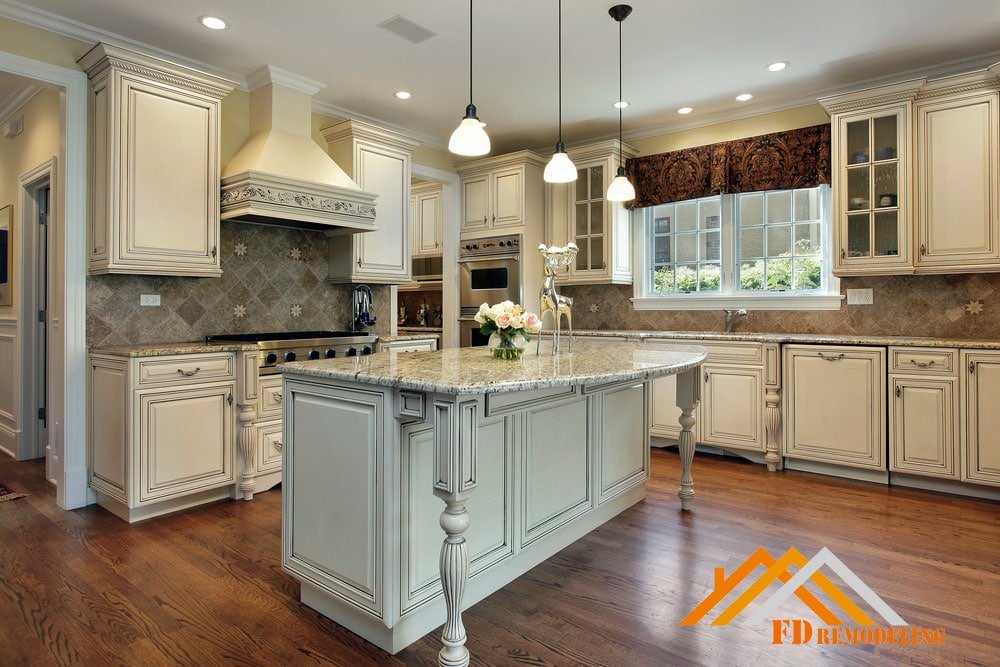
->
[80,44,236,277]
[545,140,635,285]
[323,120,420,284]
[457,151,545,239]
[821,63,1000,276]
[411,182,443,256]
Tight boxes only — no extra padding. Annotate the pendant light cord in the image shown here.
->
[469,0,474,105]
[617,13,623,167]
[558,0,563,145]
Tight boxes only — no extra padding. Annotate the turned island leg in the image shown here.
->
[433,397,479,667]
[764,388,782,472]
[675,367,702,511]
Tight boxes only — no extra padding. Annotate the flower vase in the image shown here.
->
[489,333,524,360]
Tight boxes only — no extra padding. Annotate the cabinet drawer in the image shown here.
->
[647,338,763,365]
[257,376,284,420]
[890,347,957,375]
[138,354,235,386]
[256,419,283,475]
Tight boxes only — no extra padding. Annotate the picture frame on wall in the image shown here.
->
[0,203,11,306]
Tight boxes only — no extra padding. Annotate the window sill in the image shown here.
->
[631,293,845,311]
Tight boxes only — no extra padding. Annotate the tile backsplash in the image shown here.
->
[87,221,390,347]
[561,273,1000,339]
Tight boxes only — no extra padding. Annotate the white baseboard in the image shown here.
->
[0,422,18,459]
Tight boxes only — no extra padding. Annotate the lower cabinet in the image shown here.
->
[783,345,886,470]
[962,351,1000,486]
[889,377,959,479]
[89,351,237,522]
[377,337,439,354]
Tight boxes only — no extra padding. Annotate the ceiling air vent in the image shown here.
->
[377,15,437,44]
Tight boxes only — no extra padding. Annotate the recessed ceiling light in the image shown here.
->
[767,61,789,72]
[198,15,227,30]
[613,100,629,109]
[394,91,412,100]
[735,93,754,102]
[677,107,693,115]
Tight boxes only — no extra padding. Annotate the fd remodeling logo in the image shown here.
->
[680,547,946,646]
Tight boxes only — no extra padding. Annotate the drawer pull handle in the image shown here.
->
[177,367,201,377]
[274,440,283,451]
[273,391,283,403]
[818,353,845,362]
[911,360,935,368]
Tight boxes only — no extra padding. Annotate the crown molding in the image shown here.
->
[0,79,41,125]
[0,0,248,89]
[245,65,325,95]
[312,98,447,151]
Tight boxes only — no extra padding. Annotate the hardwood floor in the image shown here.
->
[0,451,996,666]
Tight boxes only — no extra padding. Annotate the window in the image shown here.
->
[635,185,841,310]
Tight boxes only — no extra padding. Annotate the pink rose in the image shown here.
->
[495,312,513,329]
[510,315,523,329]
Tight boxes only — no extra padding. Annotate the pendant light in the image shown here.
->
[543,0,578,183]
[606,4,636,201]
[449,0,491,156]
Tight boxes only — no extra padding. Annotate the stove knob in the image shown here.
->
[284,351,297,362]
[308,350,320,360]
[472,244,479,250]
[465,244,473,250]
[264,352,278,365]
[346,347,358,357]
[325,349,337,359]
[361,346,372,356]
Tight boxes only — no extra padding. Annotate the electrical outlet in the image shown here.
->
[846,288,874,305]
[139,294,161,307]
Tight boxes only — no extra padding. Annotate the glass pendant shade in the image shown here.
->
[544,146,577,183]
[449,106,490,156]
[607,167,635,201]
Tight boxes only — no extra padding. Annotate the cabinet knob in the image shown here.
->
[840,249,846,260]
[227,392,233,406]
[895,386,901,398]
[357,257,362,267]
[483,215,487,224]
[211,245,217,258]
[970,361,976,374]
[492,214,496,223]
[704,371,709,383]
[920,244,927,256]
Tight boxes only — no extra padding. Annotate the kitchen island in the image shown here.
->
[279,341,706,667]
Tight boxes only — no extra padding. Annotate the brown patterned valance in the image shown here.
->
[626,123,831,208]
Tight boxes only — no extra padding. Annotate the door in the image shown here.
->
[491,167,523,228]
[463,175,489,232]
[35,185,49,466]
[963,352,1000,486]
[784,346,886,469]
[916,92,1000,269]
[701,365,764,451]
[889,377,958,479]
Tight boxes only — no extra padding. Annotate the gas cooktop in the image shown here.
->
[205,331,379,374]
[204,331,366,343]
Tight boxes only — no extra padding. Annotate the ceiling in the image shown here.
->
[10,0,1000,153]
[0,70,40,116]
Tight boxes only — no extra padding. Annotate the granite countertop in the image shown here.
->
[561,329,1000,350]
[280,340,707,394]
[381,332,442,342]
[90,341,261,357]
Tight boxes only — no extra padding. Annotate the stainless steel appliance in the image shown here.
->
[458,233,521,347]
[205,331,378,376]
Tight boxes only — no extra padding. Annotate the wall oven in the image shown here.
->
[458,234,521,346]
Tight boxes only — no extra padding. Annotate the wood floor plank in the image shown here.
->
[0,453,996,666]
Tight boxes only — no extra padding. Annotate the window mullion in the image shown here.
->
[721,194,736,294]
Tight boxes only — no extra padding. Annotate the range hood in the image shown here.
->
[220,66,377,231]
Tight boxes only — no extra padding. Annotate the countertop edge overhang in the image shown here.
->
[278,342,708,394]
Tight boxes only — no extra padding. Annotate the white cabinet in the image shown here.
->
[701,365,764,452]
[962,351,1000,487]
[915,90,1000,271]
[89,350,237,522]
[457,151,545,239]
[377,337,438,354]
[79,43,235,277]
[411,183,443,256]
[323,120,420,283]
[889,347,960,479]
[783,345,886,470]
[545,140,635,284]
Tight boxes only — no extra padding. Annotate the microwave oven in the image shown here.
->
[411,255,443,282]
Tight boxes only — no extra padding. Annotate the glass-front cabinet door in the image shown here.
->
[833,105,912,275]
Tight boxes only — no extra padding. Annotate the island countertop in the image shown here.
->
[279,340,707,394]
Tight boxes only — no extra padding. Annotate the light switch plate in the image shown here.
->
[139,294,161,307]
[846,288,873,305]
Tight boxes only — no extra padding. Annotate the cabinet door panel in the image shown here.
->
[463,176,489,231]
[964,354,1000,486]
[600,383,648,501]
[784,346,885,469]
[124,81,217,267]
[650,375,683,440]
[890,377,958,479]
[492,168,523,228]
[702,366,763,451]
[138,383,234,502]
[355,145,409,277]
[418,194,440,254]
[917,93,999,268]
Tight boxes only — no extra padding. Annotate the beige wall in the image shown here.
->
[630,104,830,156]
[0,86,61,319]
[0,16,90,69]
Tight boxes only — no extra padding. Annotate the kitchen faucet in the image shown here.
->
[724,308,748,333]
[351,285,376,332]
